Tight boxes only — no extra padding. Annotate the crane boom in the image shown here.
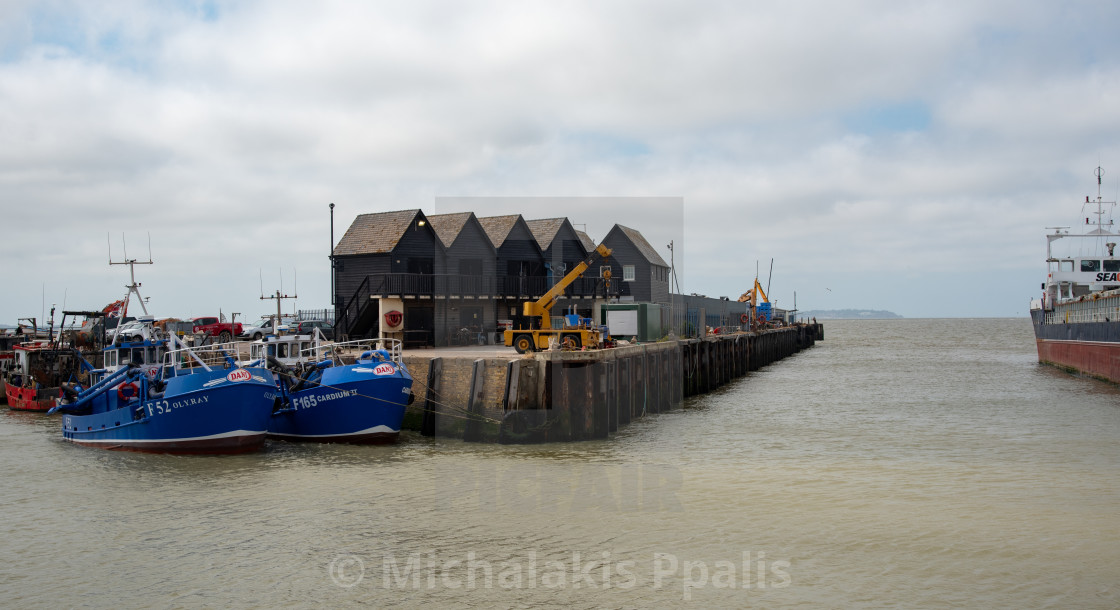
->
[504,244,613,353]
[524,244,612,329]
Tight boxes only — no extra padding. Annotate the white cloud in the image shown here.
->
[1,1,1119,321]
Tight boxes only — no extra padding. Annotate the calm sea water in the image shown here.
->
[2,318,1118,608]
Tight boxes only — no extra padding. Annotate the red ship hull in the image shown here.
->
[1035,339,1120,384]
[4,382,58,411]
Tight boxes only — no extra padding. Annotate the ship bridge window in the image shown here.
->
[1059,260,1074,271]
[1081,260,1101,272]
[1105,260,1120,272]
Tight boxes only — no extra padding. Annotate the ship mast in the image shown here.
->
[109,233,153,317]
[1085,167,1115,232]
[260,269,297,332]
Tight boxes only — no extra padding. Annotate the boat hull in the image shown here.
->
[268,362,412,444]
[59,367,277,455]
[1031,309,1120,383]
[5,382,57,411]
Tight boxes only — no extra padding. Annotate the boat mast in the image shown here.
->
[109,233,153,317]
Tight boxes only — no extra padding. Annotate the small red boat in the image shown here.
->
[4,340,87,412]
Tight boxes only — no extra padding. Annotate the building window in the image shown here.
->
[623,265,635,281]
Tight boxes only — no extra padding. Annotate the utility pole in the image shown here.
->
[329,203,336,319]
[667,240,678,335]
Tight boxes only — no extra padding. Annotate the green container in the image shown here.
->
[601,303,662,342]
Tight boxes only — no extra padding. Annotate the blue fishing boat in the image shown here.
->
[245,330,414,444]
[50,327,278,454]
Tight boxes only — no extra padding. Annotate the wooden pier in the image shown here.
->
[402,324,823,443]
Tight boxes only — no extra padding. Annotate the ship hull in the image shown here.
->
[4,382,57,411]
[1031,309,1120,383]
[58,367,277,455]
[267,362,412,444]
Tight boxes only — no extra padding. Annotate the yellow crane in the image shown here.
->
[505,244,612,353]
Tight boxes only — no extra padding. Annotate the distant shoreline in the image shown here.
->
[799,309,902,320]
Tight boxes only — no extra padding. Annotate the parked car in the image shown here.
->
[240,315,300,340]
[191,316,243,342]
[240,316,295,340]
[291,319,334,340]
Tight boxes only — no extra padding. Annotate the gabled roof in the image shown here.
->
[477,215,522,248]
[333,209,424,256]
[524,218,567,250]
[610,224,670,267]
[575,230,596,252]
[426,212,474,249]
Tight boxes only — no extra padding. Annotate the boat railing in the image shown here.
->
[1044,291,1120,325]
[163,334,243,373]
[303,337,404,366]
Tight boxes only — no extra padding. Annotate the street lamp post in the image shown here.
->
[329,203,335,320]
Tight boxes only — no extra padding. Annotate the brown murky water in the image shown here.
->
[2,318,1118,607]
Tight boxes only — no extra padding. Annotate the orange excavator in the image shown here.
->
[737,277,772,329]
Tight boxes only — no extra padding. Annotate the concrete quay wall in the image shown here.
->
[403,323,822,444]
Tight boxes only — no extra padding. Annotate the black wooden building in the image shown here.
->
[600,224,671,304]
[332,210,668,346]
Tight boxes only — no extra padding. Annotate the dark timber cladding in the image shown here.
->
[403,323,824,444]
[600,224,670,304]
[479,214,546,330]
[333,209,433,339]
[525,217,598,314]
[428,212,498,345]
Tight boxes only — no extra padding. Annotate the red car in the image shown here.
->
[191,316,244,342]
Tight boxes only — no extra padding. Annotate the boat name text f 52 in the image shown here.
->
[147,395,210,416]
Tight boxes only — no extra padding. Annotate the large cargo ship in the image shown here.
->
[1030,167,1120,382]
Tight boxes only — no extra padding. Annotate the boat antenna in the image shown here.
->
[109,232,154,317]
[260,268,297,331]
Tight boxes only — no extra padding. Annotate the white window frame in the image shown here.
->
[623,265,636,282]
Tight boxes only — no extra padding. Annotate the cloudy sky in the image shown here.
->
[2,0,1119,325]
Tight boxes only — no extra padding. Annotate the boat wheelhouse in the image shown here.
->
[4,340,88,411]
